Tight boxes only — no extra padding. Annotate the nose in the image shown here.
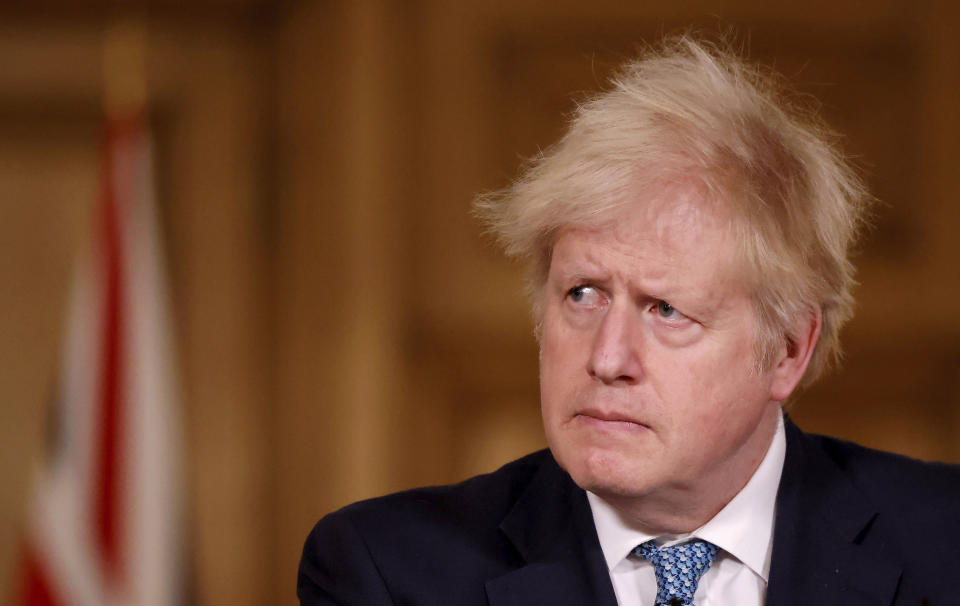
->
[587,302,643,385]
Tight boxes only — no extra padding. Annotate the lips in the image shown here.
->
[574,408,650,432]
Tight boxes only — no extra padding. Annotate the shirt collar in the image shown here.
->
[587,409,786,582]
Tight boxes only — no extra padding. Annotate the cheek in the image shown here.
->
[540,307,583,367]
[539,313,589,415]
[693,357,772,439]
[649,336,767,426]
[539,337,572,406]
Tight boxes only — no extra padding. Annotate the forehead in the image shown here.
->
[555,181,738,269]
[626,182,727,246]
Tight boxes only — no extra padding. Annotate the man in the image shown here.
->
[298,36,960,606]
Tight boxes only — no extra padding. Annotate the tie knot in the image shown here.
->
[633,539,719,606]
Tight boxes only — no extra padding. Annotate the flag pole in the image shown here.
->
[102,18,148,122]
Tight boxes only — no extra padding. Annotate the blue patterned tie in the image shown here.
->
[633,539,719,606]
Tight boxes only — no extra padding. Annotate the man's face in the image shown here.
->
[539,183,781,511]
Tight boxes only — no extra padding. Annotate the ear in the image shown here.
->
[769,307,822,402]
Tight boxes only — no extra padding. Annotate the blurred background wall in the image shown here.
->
[1,1,957,604]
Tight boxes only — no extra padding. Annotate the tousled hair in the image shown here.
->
[474,35,871,386]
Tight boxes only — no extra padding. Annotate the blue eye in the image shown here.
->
[567,285,599,305]
[657,301,677,318]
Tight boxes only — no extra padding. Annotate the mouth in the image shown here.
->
[573,409,650,432]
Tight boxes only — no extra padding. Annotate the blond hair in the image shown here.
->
[475,35,870,386]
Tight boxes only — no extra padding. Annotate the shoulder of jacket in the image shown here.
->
[318,449,555,533]
[806,431,960,511]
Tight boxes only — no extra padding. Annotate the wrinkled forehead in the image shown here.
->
[561,177,739,257]
[628,180,730,243]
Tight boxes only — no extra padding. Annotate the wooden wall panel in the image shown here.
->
[274,2,412,602]
[153,29,271,606]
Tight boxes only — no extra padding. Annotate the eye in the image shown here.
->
[566,285,602,307]
[655,300,686,321]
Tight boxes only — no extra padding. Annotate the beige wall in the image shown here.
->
[1,1,958,604]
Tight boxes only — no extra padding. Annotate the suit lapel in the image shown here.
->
[766,418,902,606]
[486,456,618,606]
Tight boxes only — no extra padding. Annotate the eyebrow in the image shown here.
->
[551,264,612,290]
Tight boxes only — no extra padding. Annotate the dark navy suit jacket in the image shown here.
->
[298,419,960,605]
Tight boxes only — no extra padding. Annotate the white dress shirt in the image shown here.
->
[587,410,786,606]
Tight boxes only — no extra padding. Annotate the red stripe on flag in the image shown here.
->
[16,543,63,606]
[93,120,128,582]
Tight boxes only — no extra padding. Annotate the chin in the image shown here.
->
[551,440,655,498]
